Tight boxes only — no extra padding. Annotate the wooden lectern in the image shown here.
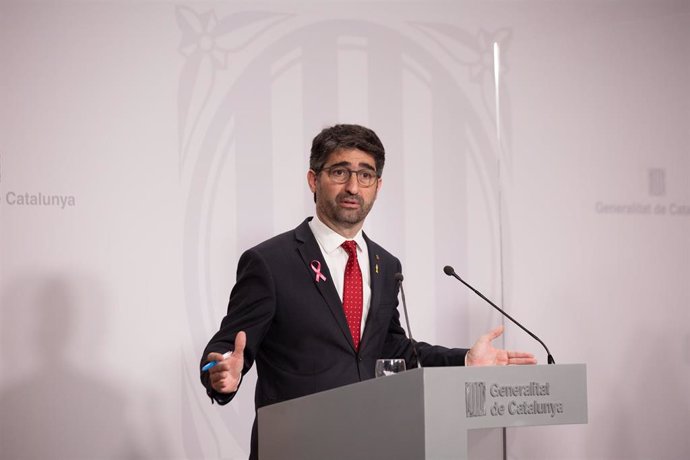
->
[258,364,587,459]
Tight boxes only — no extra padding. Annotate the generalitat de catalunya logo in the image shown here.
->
[466,381,487,417]
[595,167,689,217]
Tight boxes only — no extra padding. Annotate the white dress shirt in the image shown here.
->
[308,215,372,339]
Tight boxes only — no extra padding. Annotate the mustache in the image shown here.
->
[337,193,363,205]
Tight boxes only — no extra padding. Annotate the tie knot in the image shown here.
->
[341,240,358,257]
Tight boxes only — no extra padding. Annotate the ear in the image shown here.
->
[376,176,383,193]
[307,169,318,193]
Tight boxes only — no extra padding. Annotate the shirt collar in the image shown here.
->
[309,215,366,255]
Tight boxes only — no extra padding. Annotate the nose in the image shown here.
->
[344,171,360,193]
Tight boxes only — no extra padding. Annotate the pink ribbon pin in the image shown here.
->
[310,260,327,282]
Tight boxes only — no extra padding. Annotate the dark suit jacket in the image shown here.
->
[201,218,467,458]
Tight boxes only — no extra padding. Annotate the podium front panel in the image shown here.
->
[259,364,587,459]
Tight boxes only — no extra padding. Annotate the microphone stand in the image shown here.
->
[444,265,555,364]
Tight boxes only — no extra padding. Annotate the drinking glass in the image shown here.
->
[375,359,406,377]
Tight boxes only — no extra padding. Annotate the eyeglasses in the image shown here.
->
[320,166,379,187]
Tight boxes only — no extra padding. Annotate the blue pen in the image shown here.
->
[202,351,233,372]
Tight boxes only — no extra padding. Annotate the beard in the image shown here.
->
[316,191,376,228]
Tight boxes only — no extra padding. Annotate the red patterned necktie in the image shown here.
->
[341,240,363,351]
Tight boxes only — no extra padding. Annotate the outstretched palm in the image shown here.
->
[466,326,537,367]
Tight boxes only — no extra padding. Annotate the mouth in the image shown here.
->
[338,196,361,209]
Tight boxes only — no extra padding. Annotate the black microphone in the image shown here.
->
[443,265,555,364]
[394,272,421,368]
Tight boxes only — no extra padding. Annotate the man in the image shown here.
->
[201,124,536,459]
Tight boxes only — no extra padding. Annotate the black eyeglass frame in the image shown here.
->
[318,165,380,187]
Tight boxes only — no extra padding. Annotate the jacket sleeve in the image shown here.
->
[200,248,276,404]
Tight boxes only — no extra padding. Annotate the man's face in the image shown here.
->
[307,148,382,237]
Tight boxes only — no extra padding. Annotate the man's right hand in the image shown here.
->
[207,331,246,394]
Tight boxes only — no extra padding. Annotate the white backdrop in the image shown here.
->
[1,1,688,459]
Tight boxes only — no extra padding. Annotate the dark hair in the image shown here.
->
[309,124,386,175]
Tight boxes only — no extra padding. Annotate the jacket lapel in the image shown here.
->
[295,219,356,351]
[360,232,382,352]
